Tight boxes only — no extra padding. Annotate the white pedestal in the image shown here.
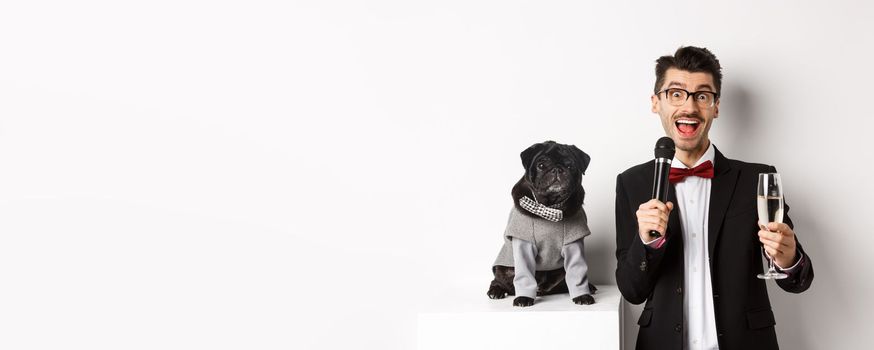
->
[417,284,623,350]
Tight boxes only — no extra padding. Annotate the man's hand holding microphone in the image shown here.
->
[638,199,674,242]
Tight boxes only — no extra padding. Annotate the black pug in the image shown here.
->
[487,141,597,307]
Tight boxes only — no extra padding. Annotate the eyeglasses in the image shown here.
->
[657,88,719,108]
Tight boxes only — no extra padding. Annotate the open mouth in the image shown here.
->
[675,119,701,137]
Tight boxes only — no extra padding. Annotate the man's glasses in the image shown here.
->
[657,88,719,108]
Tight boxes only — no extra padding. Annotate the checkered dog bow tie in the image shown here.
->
[519,196,564,222]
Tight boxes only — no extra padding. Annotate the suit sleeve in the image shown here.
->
[615,173,669,304]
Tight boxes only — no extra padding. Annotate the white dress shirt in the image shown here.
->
[672,144,719,350]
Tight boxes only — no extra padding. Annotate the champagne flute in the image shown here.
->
[757,173,788,280]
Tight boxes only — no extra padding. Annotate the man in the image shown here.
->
[614,46,814,350]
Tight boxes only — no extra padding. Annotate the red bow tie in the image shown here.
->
[669,160,715,183]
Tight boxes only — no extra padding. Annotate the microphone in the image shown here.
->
[649,137,675,239]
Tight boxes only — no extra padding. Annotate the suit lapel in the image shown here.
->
[667,183,682,241]
[708,147,739,264]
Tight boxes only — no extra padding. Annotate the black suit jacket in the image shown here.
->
[614,147,813,350]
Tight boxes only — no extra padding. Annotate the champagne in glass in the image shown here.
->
[757,173,788,280]
[757,196,783,225]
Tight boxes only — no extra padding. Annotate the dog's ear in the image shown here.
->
[520,141,551,170]
[569,145,591,174]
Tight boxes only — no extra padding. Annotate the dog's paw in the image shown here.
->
[589,283,598,295]
[573,294,595,305]
[513,296,534,307]
[487,285,509,299]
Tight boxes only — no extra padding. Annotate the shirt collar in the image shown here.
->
[671,142,716,169]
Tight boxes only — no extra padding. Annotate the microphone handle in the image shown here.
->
[649,158,672,238]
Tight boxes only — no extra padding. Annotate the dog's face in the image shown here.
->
[518,141,590,206]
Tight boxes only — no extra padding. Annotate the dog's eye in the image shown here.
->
[537,163,545,169]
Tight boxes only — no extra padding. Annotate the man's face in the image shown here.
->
[651,68,720,154]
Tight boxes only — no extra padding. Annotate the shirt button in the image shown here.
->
[718,332,725,337]
[676,287,682,294]
[713,294,720,298]
[674,324,682,332]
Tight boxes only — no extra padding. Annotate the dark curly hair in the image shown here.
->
[654,46,723,96]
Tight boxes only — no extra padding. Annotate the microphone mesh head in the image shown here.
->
[654,137,676,159]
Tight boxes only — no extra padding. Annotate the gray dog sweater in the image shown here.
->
[493,206,591,269]
[493,206,592,298]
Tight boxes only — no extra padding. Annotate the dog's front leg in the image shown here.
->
[563,239,595,305]
[512,238,537,307]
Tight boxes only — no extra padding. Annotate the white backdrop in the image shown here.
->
[2,1,873,349]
